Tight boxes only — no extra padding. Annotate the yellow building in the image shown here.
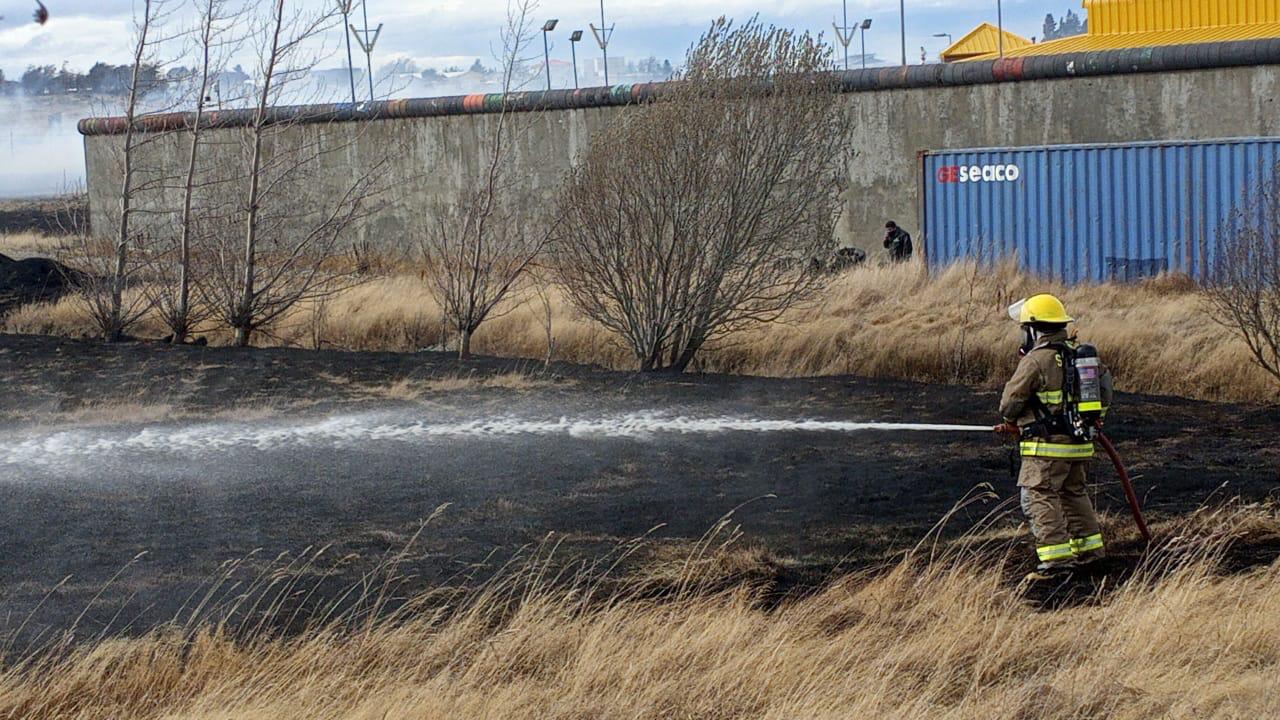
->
[939,23,1034,62]
[944,0,1280,62]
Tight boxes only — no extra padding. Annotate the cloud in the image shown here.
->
[1,13,132,75]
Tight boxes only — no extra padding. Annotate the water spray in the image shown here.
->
[1,411,1148,541]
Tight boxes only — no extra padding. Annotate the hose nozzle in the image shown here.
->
[993,422,1021,438]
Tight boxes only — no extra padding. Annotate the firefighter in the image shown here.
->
[999,294,1113,580]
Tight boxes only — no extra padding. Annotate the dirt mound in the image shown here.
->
[0,256,83,317]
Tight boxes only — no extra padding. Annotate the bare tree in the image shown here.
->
[146,0,244,344]
[1205,177,1280,387]
[552,18,852,372]
[77,0,174,342]
[419,0,553,360]
[204,0,384,347]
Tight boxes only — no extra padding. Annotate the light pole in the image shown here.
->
[997,0,1005,57]
[349,0,382,102]
[335,0,357,103]
[542,19,558,90]
[569,30,583,89]
[833,0,854,71]
[899,0,906,66]
[859,18,872,70]
[589,0,614,85]
[932,32,952,46]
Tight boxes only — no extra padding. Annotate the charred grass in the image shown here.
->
[1,503,1277,719]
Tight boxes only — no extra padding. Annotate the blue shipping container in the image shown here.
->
[920,137,1280,283]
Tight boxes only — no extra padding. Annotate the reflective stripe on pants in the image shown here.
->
[1020,440,1095,460]
[1037,542,1075,563]
[1072,533,1104,554]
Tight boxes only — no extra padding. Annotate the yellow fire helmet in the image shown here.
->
[1007,294,1073,324]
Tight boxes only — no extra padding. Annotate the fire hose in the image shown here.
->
[995,423,1151,543]
[1095,431,1152,543]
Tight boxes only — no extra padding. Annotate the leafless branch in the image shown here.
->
[1205,173,1280,387]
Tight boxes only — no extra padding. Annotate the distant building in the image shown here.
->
[939,23,1033,63]
[530,58,577,88]
[948,0,1280,62]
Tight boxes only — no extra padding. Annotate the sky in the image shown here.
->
[0,0,1079,79]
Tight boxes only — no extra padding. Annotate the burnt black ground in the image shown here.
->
[0,198,85,236]
[0,257,83,318]
[0,333,1277,643]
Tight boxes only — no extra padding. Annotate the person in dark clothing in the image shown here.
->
[883,221,913,263]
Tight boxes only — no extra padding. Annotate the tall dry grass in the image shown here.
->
[0,231,73,261]
[4,231,1275,402]
[2,504,1277,719]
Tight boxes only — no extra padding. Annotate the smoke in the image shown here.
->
[0,93,89,198]
[0,65,513,201]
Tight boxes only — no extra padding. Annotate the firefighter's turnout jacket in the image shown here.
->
[1000,329,1114,566]
[999,330,1114,460]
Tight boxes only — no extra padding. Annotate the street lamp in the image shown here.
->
[859,18,872,70]
[932,32,952,46]
[542,19,558,90]
[569,30,583,89]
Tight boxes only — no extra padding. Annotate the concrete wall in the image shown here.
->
[84,63,1280,257]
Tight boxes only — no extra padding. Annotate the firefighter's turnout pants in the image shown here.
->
[1018,454,1104,566]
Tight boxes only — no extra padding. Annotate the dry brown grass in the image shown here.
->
[232,261,1280,402]
[353,372,552,400]
[0,232,74,261]
[0,398,291,427]
[2,504,1276,719]
[5,242,1275,402]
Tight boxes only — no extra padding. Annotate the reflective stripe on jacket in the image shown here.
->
[1020,440,1095,460]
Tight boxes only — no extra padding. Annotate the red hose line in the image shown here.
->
[1097,432,1152,544]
